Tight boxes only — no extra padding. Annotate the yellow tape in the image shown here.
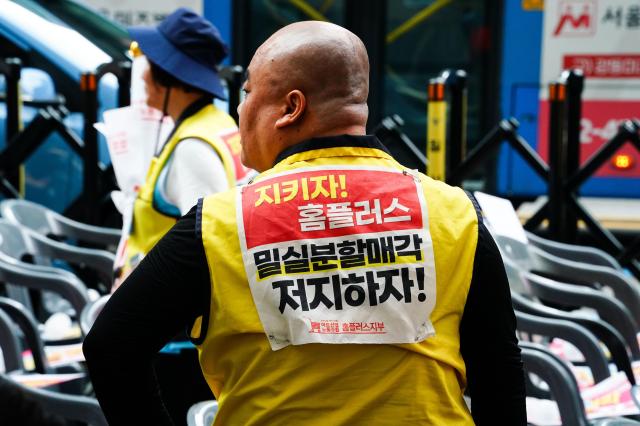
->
[427,100,447,181]
[387,0,453,45]
[288,0,328,21]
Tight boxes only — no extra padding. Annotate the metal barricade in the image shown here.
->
[427,69,549,188]
[425,67,640,278]
[426,69,467,181]
[0,58,132,225]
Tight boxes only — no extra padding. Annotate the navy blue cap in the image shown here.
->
[128,8,228,99]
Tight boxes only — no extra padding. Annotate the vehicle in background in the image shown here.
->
[220,0,639,200]
[499,2,639,200]
[2,0,637,217]
[0,0,127,212]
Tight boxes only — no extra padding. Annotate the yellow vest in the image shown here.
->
[198,143,478,425]
[122,104,246,275]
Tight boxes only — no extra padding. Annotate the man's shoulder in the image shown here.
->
[412,171,478,222]
[413,170,469,200]
[202,185,239,206]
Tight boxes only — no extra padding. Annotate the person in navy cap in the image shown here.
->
[106,7,250,423]
[114,8,250,293]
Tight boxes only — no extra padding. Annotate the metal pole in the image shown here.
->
[81,72,99,224]
[561,69,584,243]
[220,65,244,124]
[117,61,132,107]
[547,81,568,242]
[5,58,22,192]
[442,69,467,176]
[426,78,447,180]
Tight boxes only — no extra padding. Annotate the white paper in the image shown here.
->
[527,397,562,425]
[527,371,640,425]
[96,105,173,196]
[582,371,640,419]
[474,191,529,243]
[8,372,85,389]
[22,342,85,371]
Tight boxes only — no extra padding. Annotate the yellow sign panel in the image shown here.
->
[426,101,447,181]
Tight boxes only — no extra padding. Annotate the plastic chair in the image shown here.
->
[516,310,610,384]
[506,254,638,383]
[0,199,121,249]
[505,252,639,381]
[0,307,23,373]
[495,234,640,327]
[522,271,640,360]
[0,218,115,287]
[522,343,640,426]
[0,298,88,397]
[0,297,50,374]
[522,343,590,426]
[80,294,110,335]
[0,374,108,426]
[187,400,218,426]
[0,247,90,328]
[526,231,623,270]
[500,239,640,355]
[528,243,640,326]
[513,290,637,386]
[473,192,640,327]
[0,218,104,321]
[497,235,640,359]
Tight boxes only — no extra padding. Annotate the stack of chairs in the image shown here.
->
[187,400,219,426]
[0,199,119,425]
[475,191,640,426]
[5,193,640,425]
[0,200,217,424]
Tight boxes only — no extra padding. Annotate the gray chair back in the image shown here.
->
[0,199,121,247]
[187,400,218,426]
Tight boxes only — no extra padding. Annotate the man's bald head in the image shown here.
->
[238,21,370,171]
[256,21,369,114]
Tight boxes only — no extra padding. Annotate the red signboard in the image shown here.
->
[538,100,640,177]
[242,169,424,249]
[563,54,640,78]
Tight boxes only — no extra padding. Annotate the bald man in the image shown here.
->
[84,22,525,425]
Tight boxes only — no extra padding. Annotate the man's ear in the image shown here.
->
[275,90,306,128]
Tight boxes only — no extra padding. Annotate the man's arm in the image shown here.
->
[459,218,527,425]
[83,206,210,425]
